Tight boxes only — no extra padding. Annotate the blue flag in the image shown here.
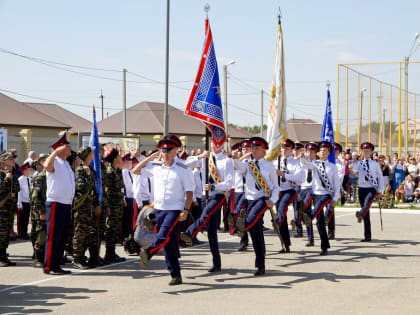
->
[321,88,336,163]
[89,107,102,203]
[185,18,226,148]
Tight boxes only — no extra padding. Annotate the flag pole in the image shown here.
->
[204,3,210,204]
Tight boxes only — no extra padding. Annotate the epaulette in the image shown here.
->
[175,161,187,169]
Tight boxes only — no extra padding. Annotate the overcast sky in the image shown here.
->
[1,0,419,133]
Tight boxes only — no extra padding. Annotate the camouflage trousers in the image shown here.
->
[105,205,123,248]
[0,209,13,250]
[30,207,46,254]
[72,207,97,260]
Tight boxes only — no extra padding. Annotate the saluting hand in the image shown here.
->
[198,150,210,160]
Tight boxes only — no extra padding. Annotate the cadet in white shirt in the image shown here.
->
[121,153,135,240]
[325,143,345,240]
[181,142,234,273]
[301,141,340,255]
[17,162,34,239]
[298,143,318,247]
[291,142,305,238]
[350,142,385,242]
[43,134,75,275]
[234,137,280,276]
[134,135,193,286]
[274,139,304,253]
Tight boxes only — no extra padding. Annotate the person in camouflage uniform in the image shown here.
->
[103,148,126,264]
[72,147,101,269]
[30,153,48,268]
[0,151,20,267]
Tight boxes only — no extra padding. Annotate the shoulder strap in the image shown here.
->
[248,160,270,197]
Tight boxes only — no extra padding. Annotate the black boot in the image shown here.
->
[4,250,16,266]
[33,251,44,268]
[104,247,114,265]
[87,248,98,268]
[72,257,89,270]
[0,249,8,267]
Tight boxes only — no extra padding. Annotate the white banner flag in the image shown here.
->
[265,18,287,161]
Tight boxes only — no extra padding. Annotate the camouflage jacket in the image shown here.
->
[104,165,125,208]
[0,171,20,211]
[30,169,47,215]
[101,161,109,209]
[74,165,100,211]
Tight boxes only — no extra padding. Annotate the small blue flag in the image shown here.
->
[321,88,336,163]
[89,106,102,203]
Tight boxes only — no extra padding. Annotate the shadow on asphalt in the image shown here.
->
[163,269,409,295]
[0,285,106,314]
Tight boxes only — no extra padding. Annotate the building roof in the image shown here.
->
[24,102,91,134]
[90,101,252,138]
[0,92,69,129]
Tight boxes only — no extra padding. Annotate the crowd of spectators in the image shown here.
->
[341,149,420,205]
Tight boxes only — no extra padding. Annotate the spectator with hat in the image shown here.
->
[0,151,20,267]
[30,153,49,268]
[17,162,34,240]
[103,148,126,264]
[43,133,75,274]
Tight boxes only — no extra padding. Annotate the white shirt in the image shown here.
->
[233,168,246,193]
[273,156,304,191]
[301,158,341,202]
[235,157,280,204]
[300,159,314,190]
[46,156,75,204]
[404,181,414,196]
[122,168,134,198]
[192,168,203,201]
[189,152,234,197]
[352,159,385,193]
[141,160,193,211]
[336,159,345,185]
[17,175,31,208]
[132,173,143,207]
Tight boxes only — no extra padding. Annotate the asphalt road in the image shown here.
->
[1,208,420,315]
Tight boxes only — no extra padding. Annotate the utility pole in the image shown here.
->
[404,56,409,155]
[123,68,127,136]
[100,90,104,120]
[164,0,170,135]
[260,90,264,137]
[377,94,383,154]
[383,108,386,154]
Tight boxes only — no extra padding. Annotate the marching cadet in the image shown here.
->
[301,141,340,255]
[135,135,193,285]
[298,143,317,247]
[43,134,75,275]
[274,139,304,253]
[72,147,101,269]
[0,151,20,267]
[17,162,34,240]
[121,153,135,241]
[227,142,249,251]
[291,142,304,238]
[324,143,345,240]
[180,141,234,273]
[30,154,48,268]
[350,142,384,242]
[234,137,279,276]
[103,148,126,264]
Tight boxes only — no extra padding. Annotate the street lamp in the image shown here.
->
[223,60,235,150]
[404,32,420,155]
[358,88,367,149]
